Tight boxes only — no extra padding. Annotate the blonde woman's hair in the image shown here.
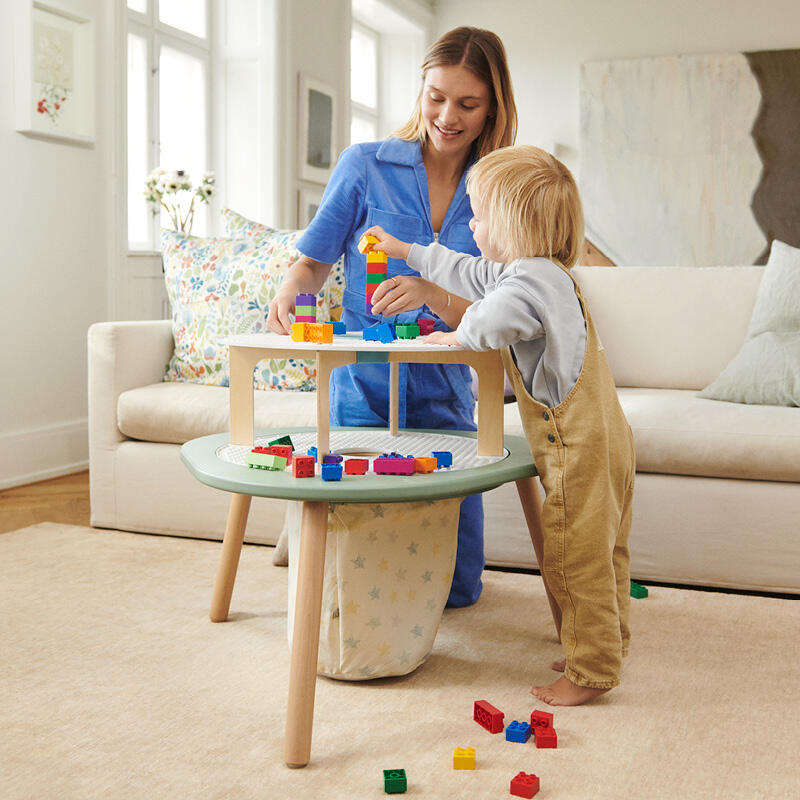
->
[466,145,585,268]
[393,27,517,158]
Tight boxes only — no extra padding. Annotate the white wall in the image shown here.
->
[0,0,115,489]
[434,0,800,176]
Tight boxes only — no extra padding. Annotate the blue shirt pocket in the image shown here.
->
[366,207,427,277]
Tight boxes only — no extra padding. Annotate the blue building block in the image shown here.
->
[331,321,346,334]
[307,446,318,463]
[505,720,531,743]
[321,463,343,481]
[431,450,453,469]
[322,453,343,464]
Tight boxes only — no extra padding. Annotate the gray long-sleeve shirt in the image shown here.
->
[407,242,587,408]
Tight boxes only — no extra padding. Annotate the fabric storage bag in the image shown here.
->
[286,498,461,680]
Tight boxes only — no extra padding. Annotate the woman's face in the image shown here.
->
[421,65,492,160]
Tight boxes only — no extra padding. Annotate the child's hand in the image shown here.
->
[423,330,461,347]
[362,226,412,262]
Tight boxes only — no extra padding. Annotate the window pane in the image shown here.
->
[159,0,207,39]
[127,0,147,12]
[351,27,377,109]
[159,45,208,234]
[127,32,149,247]
[351,112,377,146]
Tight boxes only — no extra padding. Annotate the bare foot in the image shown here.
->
[531,676,611,706]
[550,658,566,672]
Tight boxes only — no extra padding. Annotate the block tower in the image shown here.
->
[295,293,317,323]
[357,233,387,314]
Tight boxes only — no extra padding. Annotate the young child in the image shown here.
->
[365,145,636,706]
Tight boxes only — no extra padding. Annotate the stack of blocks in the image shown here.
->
[358,233,388,314]
[294,293,317,322]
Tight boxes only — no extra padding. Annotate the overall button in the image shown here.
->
[547,434,556,443]
[542,411,549,421]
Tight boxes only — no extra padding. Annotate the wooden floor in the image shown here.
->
[0,471,90,534]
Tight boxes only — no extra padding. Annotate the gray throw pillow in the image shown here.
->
[699,240,800,407]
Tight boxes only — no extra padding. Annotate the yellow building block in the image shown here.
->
[291,322,306,341]
[358,233,380,254]
[453,746,475,769]
[366,249,388,263]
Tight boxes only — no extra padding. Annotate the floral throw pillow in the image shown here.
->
[222,208,345,320]
[161,229,328,391]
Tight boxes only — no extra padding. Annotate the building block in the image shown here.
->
[395,323,420,339]
[382,768,407,794]
[432,450,453,469]
[474,700,504,734]
[321,463,343,481]
[290,322,306,342]
[268,435,294,449]
[452,746,475,769]
[253,444,293,464]
[534,725,557,748]
[363,322,396,343]
[414,456,437,474]
[366,261,389,274]
[295,292,316,306]
[305,322,333,344]
[307,446,318,462]
[510,771,540,798]
[373,457,415,475]
[344,458,368,475]
[366,249,388,263]
[322,453,343,464]
[331,321,346,334]
[630,580,649,598]
[292,455,315,478]
[246,452,287,471]
[505,720,531,743]
[417,317,435,335]
[530,709,553,729]
[358,233,380,254]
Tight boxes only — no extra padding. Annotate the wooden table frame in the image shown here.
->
[204,336,548,769]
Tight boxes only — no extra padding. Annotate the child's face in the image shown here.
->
[468,193,505,262]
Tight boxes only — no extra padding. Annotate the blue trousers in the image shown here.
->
[329,345,484,607]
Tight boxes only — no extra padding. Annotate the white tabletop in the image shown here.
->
[222,331,464,353]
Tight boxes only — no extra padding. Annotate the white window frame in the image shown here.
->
[126,0,214,252]
[350,20,380,144]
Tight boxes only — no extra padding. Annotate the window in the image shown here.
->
[126,0,212,250]
[350,1,427,146]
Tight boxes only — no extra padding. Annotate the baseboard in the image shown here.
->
[0,419,88,490]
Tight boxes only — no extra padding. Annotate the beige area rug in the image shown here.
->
[2,523,799,800]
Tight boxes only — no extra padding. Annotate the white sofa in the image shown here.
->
[88,266,800,594]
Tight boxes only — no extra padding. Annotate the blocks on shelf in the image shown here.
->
[344,458,369,475]
[246,451,287,471]
[292,455,315,478]
[432,450,453,469]
[321,463,343,481]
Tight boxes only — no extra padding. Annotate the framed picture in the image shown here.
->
[297,186,324,228]
[14,1,95,146]
[298,74,337,184]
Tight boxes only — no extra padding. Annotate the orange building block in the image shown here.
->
[414,457,437,474]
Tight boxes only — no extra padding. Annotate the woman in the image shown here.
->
[267,26,517,607]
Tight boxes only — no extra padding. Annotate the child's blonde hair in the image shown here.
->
[393,26,517,159]
[466,145,584,268]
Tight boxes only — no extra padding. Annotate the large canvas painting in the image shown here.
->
[580,50,800,266]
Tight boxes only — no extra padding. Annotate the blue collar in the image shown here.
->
[376,137,422,166]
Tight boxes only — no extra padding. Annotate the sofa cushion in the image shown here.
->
[117,383,319,444]
[503,389,800,482]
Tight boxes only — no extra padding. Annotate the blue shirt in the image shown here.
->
[296,137,480,317]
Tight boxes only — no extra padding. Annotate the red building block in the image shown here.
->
[534,725,557,748]
[292,455,315,478]
[344,458,368,475]
[530,709,553,729]
[474,700,504,734]
[417,317,435,335]
[257,444,292,464]
[510,771,540,798]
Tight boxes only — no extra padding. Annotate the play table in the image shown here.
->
[180,332,546,769]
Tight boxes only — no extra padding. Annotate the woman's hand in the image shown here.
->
[362,225,413,263]
[370,275,445,316]
[423,330,461,347]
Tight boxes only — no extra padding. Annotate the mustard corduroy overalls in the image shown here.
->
[501,266,636,689]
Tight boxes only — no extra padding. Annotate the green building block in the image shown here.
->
[395,323,420,339]
[383,769,407,794]
[630,580,649,599]
[268,435,294,449]
[246,452,287,470]
[366,272,386,284]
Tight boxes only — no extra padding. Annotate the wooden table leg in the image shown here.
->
[389,361,399,436]
[285,500,328,768]
[209,493,252,622]
[515,477,562,640]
